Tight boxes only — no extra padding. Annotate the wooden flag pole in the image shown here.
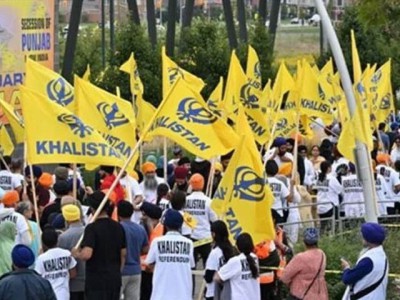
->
[72,163,78,200]
[206,157,216,197]
[29,164,40,225]
[23,142,28,195]
[291,113,300,181]
[163,137,168,182]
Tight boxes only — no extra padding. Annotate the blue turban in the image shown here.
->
[12,245,35,268]
[303,227,319,245]
[390,122,399,131]
[163,209,183,230]
[273,137,287,148]
[361,223,385,245]
[24,165,43,179]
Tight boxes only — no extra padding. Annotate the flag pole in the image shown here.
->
[29,164,40,225]
[23,142,27,195]
[72,164,78,200]
[314,0,378,223]
[206,157,216,197]
[163,137,168,182]
[291,113,300,180]
[0,154,11,172]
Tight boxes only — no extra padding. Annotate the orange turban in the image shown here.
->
[2,191,20,206]
[141,162,156,174]
[38,172,53,189]
[278,163,293,177]
[376,153,390,165]
[190,173,205,191]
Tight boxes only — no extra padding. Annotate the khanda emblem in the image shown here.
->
[318,84,326,100]
[207,99,222,117]
[276,118,288,131]
[177,97,218,125]
[379,93,391,110]
[240,83,260,109]
[46,78,74,106]
[371,70,382,85]
[57,114,93,138]
[168,67,184,85]
[96,102,129,129]
[233,166,265,202]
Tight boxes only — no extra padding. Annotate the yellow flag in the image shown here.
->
[351,30,362,84]
[82,64,91,81]
[222,51,242,117]
[207,77,224,118]
[0,100,24,144]
[261,79,272,115]
[119,53,144,96]
[272,61,294,113]
[211,132,275,243]
[338,118,356,163]
[20,86,123,166]
[145,78,239,159]
[25,58,75,111]
[136,93,156,135]
[273,110,298,139]
[318,58,341,108]
[246,45,262,89]
[0,125,14,156]
[162,47,205,97]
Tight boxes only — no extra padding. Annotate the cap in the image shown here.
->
[361,222,385,245]
[38,172,53,189]
[53,180,71,196]
[12,244,35,268]
[163,209,184,230]
[2,190,20,206]
[141,162,156,174]
[54,166,69,181]
[51,213,65,229]
[189,173,204,191]
[62,204,81,222]
[174,166,188,180]
[141,202,163,219]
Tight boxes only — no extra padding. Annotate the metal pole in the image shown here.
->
[182,0,195,28]
[268,0,281,51]
[166,0,177,56]
[101,0,106,69]
[61,0,83,82]
[222,0,238,49]
[258,0,267,25]
[110,0,115,54]
[314,0,378,223]
[127,0,141,24]
[237,0,248,43]
[147,0,157,48]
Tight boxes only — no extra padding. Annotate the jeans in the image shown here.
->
[121,274,141,300]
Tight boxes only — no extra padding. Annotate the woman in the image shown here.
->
[314,161,342,234]
[204,221,236,300]
[309,145,326,172]
[0,221,16,276]
[214,233,260,300]
[281,228,328,300]
[16,201,41,258]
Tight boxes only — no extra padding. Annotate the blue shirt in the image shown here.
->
[120,220,148,276]
[342,257,373,285]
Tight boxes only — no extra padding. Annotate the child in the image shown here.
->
[156,183,170,211]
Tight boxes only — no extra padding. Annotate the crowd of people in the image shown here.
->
[0,122,394,299]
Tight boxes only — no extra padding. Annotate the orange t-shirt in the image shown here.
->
[141,223,164,270]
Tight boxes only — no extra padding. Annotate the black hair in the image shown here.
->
[10,159,23,171]
[100,165,115,174]
[318,161,332,182]
[87,191,111,213]
[117,201,134,218]
[59,163,71,168]
[394,160,400,172]
[177,157,190,166]
[0,156,11,170]
[211,221,235,262]
[286,138,295,147]
[41,227,58,248]
[298,145,308,153]
[378,122,386,131]
[236,233,258,279]
[156,183,169,205]
[265,160,279,176]
[170,190,186,210]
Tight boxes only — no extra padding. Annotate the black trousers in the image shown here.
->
[140,271,153,300]
[85,290,119,300]
[260,283,276,300]
[193,242,212,268]
[70,291,84,300]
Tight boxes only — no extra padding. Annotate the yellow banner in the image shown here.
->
[0,99,24,144]
[0,125,14,156]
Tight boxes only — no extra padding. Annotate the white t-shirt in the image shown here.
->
[218,253,261,300]
[12,173,24,188]
[140,177,166,204]
[341,174,365,217]
[0,208,29,244]
[120,175,143,201]
[185,191,217,240]
[0,170,21,191]
[158,198,170,211]
[390,148,400,164]
[267,177,290,217]
[35,248,77,300]
[375,174,390,216]
[303,158,316,186]
[205,247,224,298]
[331,157,349,175]
[273,152,294,167]
[376,165,400,207]
[314,174,343,214]
[145,231,195,300]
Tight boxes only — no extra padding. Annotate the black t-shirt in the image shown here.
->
[81,218,126,291]
[40,198,61,229]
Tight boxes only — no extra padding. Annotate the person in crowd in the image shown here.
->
[390,136,400,163]
[168,146,183,166]
[298,145,316,187]
[341,223,388,300]
[39,172,56,203]
[375,153,400,215]
[286,138,295,154]
[10,158,24,188]
[99,166,124,203]
[0,221,16,276]
[172,166,190,193]
[0,156,22,192]
[220,151,233,172]
[35,227,77,300]
[387,122,399,148]
[269,137,294,167]
[314,161,343,233]
[177,156,191,171]
[140,202,163,300]
[341,163,365,219]
[54,166,69,182]
[309,145,326,172]
[211,162,223,197]
[169,190,193,237]
[371,136,380,162]
[58,204,86,300]
[0,191,31,245]
[117,166,143,204]
[331,145,349,175]
[0,244,57,300]
[378,123,390,152]
[140,162,165,204]
[281,228,328,300]
[118,201,149,300]
[16,201,41,258]
[265,160,292,224]
[372,160,391,217]
[40,180,71,229]
[24,165,50,213]
[156,183,170,211]
[204,221,236,300]
[214,232,260,300]
[145,209,195,300]
[191,157,211,192]
[186,174,217,268]
[58,164,86,189]
[72,191,126,300]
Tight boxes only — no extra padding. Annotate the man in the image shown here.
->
[140,162,165,204]
[118,201,148,300]
[378,123,390,152]
[190,157,211,193]
[0,191,31,245]
[72,191,126,300]
[35,227,77,300]
[298,145,316,188]
[118,167,143,204]
[168,146,183,166]
[269,137,294,167]
[172,166,190,193]
[387,122,399,149]
[40,180,71,229]
[341,223,388,300]
[185,173,217,267]
[58,204,86,300]
[24,165,50,213]
[211,162,223,197]
[145,209,195,300]
[0,245,56,300]
[99,165,125,203]
[0,156,22,193]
